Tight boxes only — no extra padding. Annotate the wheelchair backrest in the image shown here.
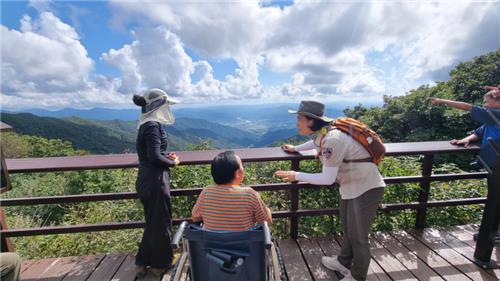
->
[184,224,268,281]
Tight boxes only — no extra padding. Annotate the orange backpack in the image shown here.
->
[320,117,386,165]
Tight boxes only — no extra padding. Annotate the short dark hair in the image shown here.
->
[211,151,241,185]
[305,116,332,131]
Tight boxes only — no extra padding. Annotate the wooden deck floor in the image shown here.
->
[19,224,500,281]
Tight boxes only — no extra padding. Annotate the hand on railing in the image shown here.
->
[450,134,478,148]
[275,170,297,182]
[280,144,296,153]
[167,152,181,165]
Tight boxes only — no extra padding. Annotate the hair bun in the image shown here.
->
[133,95,147,107]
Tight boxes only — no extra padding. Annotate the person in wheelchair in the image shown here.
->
[191,150,272,230]
[169,151,283,281]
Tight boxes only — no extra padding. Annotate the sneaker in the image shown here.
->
[150,267,166,277]
[150,264,174,277]
[341,273,358,281]
[321,256,350,276]
[135,265,147,278]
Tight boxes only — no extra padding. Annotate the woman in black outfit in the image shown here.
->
[132,88,180,278]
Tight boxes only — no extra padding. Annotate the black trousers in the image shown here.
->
[474,175,500,262]
[135,186,174,268]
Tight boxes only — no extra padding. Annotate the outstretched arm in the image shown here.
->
[431,98,472,112]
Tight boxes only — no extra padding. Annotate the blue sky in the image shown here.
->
[1,0,498,109]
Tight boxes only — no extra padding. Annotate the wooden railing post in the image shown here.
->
[0,208,14,252]
[290,159,300,239]
[415,154,434,229]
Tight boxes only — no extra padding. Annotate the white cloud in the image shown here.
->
[391,2,498,81]
[1,12,92,93]
[101,26,266,102]
[265,1,498,96]
[28,0,53,12]
[0,11,128,109]
[109,1,280,59]
[102,27,193,96]
[109,0,498,101]
[1,1,498,109]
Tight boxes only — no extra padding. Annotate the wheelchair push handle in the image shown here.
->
[263,221,272,249]
[171,221,188,249]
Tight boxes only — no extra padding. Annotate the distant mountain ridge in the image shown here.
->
[0,112,302,153]
[1,102,369,153]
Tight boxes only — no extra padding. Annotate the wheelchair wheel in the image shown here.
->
[170,251,189,281]
[268,242,288,281]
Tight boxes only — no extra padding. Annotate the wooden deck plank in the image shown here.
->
[37,256,80,281]
[317,235,392,281]
[368,234,418,280]
[439,227,500,278]
[110,254,136,281]
[455,224,479,235]
[390,230,471,281]
[447,225,500,260]
[335,235,393,281]
[315,236,342,257]
[15,225,500,281]
[297,238,338,281]
[373,232,445,281]
[277,239,313,281]
[21,257,59,281]
[86,253,127,281]
[61,254,105,281]
[314,237,343,281]
[21,260,37,274]
[409,229,498,281]
[366,257,392,281]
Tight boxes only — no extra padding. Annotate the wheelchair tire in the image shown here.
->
[275,244,288,281]
[170,260,181,281]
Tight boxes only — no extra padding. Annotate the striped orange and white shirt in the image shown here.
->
[191,185,272,231]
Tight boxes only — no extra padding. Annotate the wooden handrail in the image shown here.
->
[5,141,479,173]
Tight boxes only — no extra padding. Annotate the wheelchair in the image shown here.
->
[170,221,288,281]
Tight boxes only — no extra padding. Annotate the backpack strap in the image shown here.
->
[329,125,375,164]
[343,158,373,163]
[316,125,332,159]
[317,124,375,164]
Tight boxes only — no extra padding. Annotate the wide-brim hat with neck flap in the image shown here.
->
[142,88,178,114]
[288,100,333,122]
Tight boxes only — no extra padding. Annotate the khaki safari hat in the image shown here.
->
[288,100,333,122]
